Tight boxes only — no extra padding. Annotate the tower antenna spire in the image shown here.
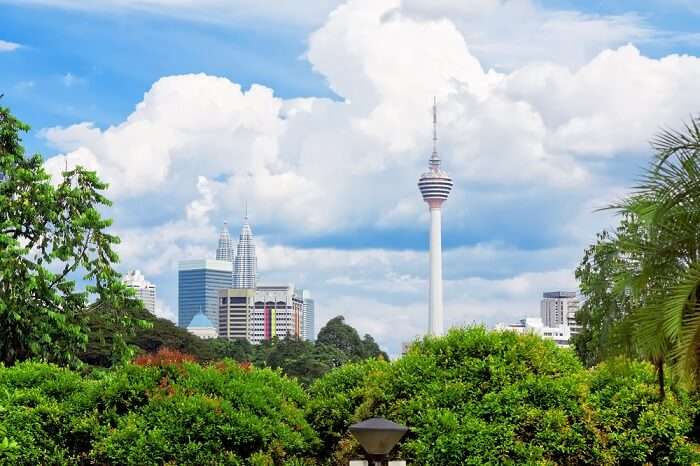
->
[430,96,440,170]
[244,200,248,220]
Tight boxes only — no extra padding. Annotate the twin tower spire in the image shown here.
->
[216,214,257,289]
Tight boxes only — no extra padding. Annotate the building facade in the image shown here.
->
[300,289,315,342]
[218,288,255,340]
[233,216,257,289]
[249,285,303,343]
[178,259,232,329]
[122,269,156,314]
[540,291,580,334]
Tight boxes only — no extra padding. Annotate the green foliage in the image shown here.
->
[80,305,215,366]
[316,316,388,361]
[574,117,700,392]
[0,105,141,366]
[0,360,319,465]
[81,312,382,386]
[573,227,640,366]
[310,327,700,465]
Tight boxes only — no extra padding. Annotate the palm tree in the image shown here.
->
[610,118,700,394]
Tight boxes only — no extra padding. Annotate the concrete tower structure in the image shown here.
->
[216,222,234,263]
[418,98,453,337]
[233,214,257,289]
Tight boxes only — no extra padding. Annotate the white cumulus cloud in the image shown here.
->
[37,0,700,353]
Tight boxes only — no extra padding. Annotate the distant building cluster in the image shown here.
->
[497,291,580,347]
[122,269,157,314]
[178,216,316,343]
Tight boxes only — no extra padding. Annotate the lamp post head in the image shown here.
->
[349,417,409,458]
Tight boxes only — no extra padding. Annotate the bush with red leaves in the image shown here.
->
[132,347,196,367]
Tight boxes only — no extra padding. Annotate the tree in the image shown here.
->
[316,316,388,361]
[0,104,139,365]
[80,305,215,366]
[572,228,639,367]
[309,327,700,465]
[575,118,700,394]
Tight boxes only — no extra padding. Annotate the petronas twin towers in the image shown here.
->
[216,216,257,288]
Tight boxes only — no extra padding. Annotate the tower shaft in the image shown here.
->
[429,206,444,336]
[418,97,453,337]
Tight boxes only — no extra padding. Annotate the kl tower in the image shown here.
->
[418,98,453,337]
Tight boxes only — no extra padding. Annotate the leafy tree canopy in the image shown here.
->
[0,104,140,366]
[574,118,700,394]
[316,316,388,361]
[310,327,700,465]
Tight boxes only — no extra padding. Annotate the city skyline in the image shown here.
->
[4,0,700,356]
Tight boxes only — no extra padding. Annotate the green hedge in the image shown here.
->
[0,359,318,465]
[308,327,700,465]
[1,328,699,465]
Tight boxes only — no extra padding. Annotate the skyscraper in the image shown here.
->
[300,289,315,342]
[178,259,232,329]
[122,269,156,314]
[216,222,234,263]
[418,98,453,337]
[233,215,257,289]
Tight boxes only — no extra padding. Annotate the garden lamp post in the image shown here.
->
[349,417,408,466]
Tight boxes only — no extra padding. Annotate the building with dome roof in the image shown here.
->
[186,311,217,339]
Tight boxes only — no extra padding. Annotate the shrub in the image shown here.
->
[0,360,319,465]
[309,327,700,465]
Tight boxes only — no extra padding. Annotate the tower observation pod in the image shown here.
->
[418,97,453,337]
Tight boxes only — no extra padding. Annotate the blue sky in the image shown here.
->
[3,0,700,355]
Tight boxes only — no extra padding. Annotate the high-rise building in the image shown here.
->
[218,288,255,340]
[249,285,303,343]
[300,289,315,342]
[418,98,453,337]
[122,270,156,314]
[540,291,579,331]
[178,259,232,329]
[216,222,235,263]
[233,216,257,289]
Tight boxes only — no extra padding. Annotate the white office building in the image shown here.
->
[218,288,255,340]
[300,289,315,342]
[249,285,303,343]
[497,317,573,347]
[122,269,156,314]
[541,291,581,337]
